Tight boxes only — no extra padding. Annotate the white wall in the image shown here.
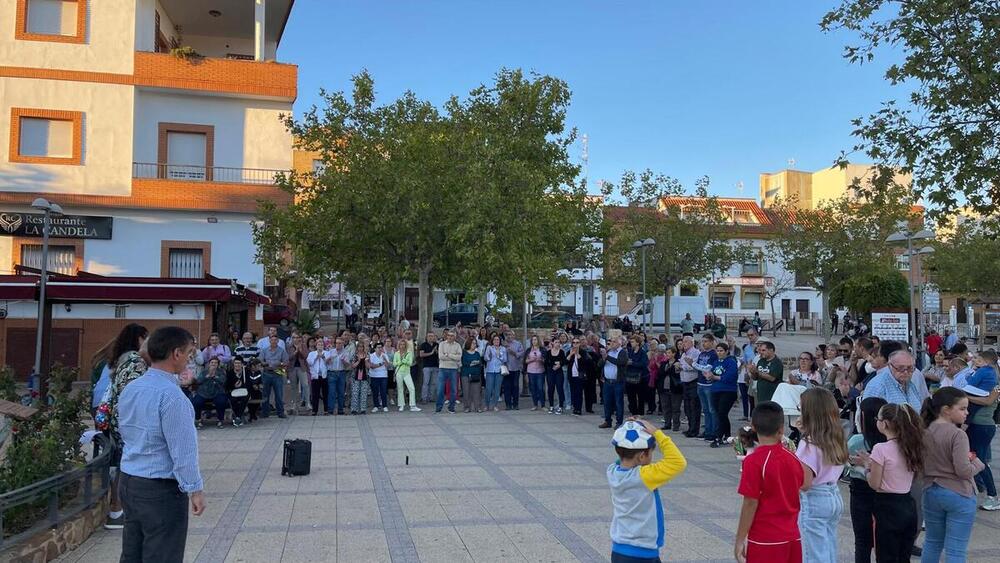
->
[134,0,180,52]
[0,78,134,195]
[2,301,207,320]
[133,91,292,170]
[0,0,136,73]
[81,209,263,287]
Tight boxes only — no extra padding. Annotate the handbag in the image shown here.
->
[500,364,510,376]
[230,388,249,398]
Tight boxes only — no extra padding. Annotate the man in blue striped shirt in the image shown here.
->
[117,326,205,563]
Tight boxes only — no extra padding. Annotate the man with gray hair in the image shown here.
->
[861,349,926,412]
[678,335,702,437]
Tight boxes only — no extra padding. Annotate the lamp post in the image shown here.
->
[886,224,934,357]
[31,198,64,400]
[631,238,655,332]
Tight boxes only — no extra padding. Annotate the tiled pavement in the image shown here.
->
[58,407,1000,562]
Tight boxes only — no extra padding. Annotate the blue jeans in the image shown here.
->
[968,423,997,497]
[603,380,625,425]
[502,371,520,409]
[191,393,228,422]
[484,371,502,408]
[528,373,545,407]
[921,484,977,563]
[697,384,716,438]
[436,368,458,412]
[799,482,843,563]
[370,377,388,409]
[327,370,346,413]
[261,373,284,417]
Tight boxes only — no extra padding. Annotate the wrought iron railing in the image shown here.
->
[132,162,287,185]
[0,433,111,548]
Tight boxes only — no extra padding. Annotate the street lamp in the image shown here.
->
[31,198,64,399]
[631,238,655,332]
[886,225,934,357]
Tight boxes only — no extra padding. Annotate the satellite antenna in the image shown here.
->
[736,181,744,195]
[581,134,589,188]
[787,158,796,168]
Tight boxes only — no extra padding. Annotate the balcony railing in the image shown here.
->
[132,163,287,185]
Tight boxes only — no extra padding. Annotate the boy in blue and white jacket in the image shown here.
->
[608,419,687,562]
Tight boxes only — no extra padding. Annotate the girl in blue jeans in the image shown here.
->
[795,388,849,563]
[483,336,507,411]
[920,387,985,563]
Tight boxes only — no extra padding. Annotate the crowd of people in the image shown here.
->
[90,315,999,562]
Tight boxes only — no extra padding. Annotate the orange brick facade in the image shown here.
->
[0,179,292,213]
[133,52,297,100]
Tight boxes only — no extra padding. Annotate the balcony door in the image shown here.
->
[166,132,207,180]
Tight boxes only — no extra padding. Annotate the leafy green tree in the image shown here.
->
[255,70,597,339]
[831,266,910,320]
[768,185,916,340]
[925,217,1000,299]
[822,0,1000,217]
[601,171,752,329]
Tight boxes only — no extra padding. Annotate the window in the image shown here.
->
[742,253,764,276]
[161,241,211,278]
[679,283,699,296]
[896,254,911,271]
[16,0,86,43]
[114,305,128,319]
[9,108,83,165]
[157,123,214,181]
[733,209,754,224]
[741,290,764,310]
[20,244,76,274]
[168,249,203,278]
[312,159,326,174]
[710,288,733,309]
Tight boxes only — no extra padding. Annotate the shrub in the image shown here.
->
[0,365,91,537]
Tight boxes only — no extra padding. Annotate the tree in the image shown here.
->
[761,270,794,334]
[822,1,1000,218]
[831,266,910,320]
[768,185,916,341]
[601,171,752,330]
[925,217,1000,299]
[254,70,598,339]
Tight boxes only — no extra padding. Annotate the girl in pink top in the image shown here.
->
[858,403,924,562]
[795,387,849,563]
[524,336,547,410]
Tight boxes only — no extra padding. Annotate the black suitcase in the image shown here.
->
[282,438,311,476]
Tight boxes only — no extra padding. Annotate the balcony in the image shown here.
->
[131,163,292,213]
[133,52,297,101]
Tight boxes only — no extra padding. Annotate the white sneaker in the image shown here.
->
[983,496,1000,511]
[372,407,379,413]
[556,407,563,414]
[410,406,422,412]
[382,407,389,412]
[398,406,405,412]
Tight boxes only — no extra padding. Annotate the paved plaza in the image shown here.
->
[59,409,999,563]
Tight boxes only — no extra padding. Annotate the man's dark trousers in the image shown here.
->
[682,381,700,434]
[119,473,188,563]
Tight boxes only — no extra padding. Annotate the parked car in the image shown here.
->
[432,303,495,327]
[527,310,580,329]
[263,304,296,327]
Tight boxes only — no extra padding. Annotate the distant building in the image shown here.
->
[760,163,911,210]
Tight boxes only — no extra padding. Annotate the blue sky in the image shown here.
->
[280,1,897,199]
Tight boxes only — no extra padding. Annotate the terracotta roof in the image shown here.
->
[658,196,772,225]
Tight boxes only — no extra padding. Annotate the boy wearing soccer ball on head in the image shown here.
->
[734,401,804,563]
[608,418,687,562]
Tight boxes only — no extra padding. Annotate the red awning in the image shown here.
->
[0,274,270,305]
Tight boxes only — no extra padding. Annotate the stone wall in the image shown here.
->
[0,496,108,563]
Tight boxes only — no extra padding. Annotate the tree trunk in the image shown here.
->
[417,267,432,341]
[477,291,488,326]
[663,284,673,334]
[820,288,831,342]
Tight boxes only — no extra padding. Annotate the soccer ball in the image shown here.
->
[611,421,654,450]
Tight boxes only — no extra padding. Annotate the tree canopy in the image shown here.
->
[768,185,917,339]
[601,170,752,328]
[925,217,1000,299]
[254,69,599,337]
[822,0,1000,218]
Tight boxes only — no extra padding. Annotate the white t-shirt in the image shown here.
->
[369,352,389,378]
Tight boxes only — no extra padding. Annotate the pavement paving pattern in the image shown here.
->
[58,408,1000,562]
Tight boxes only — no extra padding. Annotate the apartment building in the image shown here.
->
[760,163,911,210]
[0,0,296,376]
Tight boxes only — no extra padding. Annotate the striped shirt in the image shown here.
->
[118,367,204,493]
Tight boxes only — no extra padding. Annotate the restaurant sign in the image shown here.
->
[0,212,112,240]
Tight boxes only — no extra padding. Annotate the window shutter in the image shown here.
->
[21,244,75,274]
[168,249,203,278]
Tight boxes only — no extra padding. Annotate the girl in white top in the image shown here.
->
[305,337,328,415]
